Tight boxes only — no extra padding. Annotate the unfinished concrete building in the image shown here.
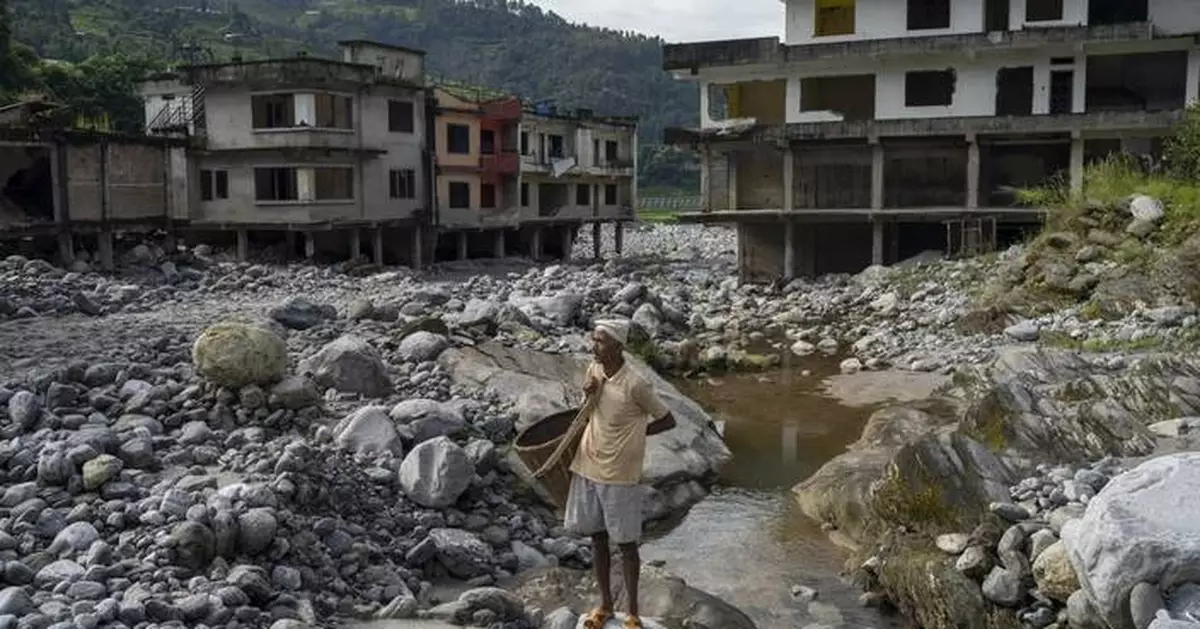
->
[663,0,1200,282]
[141,40,435,266]
[519,105,639,260]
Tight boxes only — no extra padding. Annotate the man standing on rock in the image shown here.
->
[566,318,677,629]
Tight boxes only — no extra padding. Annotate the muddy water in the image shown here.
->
[640,362,942,629]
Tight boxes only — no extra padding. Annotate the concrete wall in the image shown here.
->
[192,152,359,224]
[735,149,784,210]
[520,175,631,221]
[435,92,481,168]
[340,43,425,83]
[360,84,426,220]
[784,0,987,46]
[65,143,170,222]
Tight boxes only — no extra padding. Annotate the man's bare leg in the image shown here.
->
[592,532,615,614]
[619,542,640,619]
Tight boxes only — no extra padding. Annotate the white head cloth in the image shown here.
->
[594,318,630,347]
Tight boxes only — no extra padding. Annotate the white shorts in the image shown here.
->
[563,473,644,544]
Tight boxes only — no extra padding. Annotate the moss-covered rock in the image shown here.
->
[191,322,288,389]
[874,544,1022,629]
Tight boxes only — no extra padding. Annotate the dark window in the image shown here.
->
[314,93,353,129]
[254,168,298,201]
[520,182,529,206]
[1050,70,1074,115]
[200,170,213,201]
[604,140,619,162]
[604,184,617,205]
[907,0,951,30]
[905,70,956,107]
[575,184,590,205]
[1051,56,1074,65]
[481,129,495,154]
[548,134,565,158]
[481,183,496,208]
[447,124,471,154]
[313,167,354,201]
[520,132,529,155]
[1026,0,1063,22]
[214,170,228,199]
[389,169,416,199]
[388,100,415,133]
[251,94,294,129]
[448,181,471,208]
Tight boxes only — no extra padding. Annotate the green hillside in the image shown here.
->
[2,0,700,190]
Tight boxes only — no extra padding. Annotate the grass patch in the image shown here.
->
[635,209,680,224]
[871,466,958,533]
[1041,330,1165,353]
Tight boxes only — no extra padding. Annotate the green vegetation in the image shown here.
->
[871,465,958,533]
[2,0,700,191]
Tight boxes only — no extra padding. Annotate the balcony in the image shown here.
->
[662,23,1154,71]
[481,151,520,176]
[588,158,635,177]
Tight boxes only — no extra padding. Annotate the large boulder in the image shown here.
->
[438,342,731,520]
[191,322,288,388]
[397,331,449,363]
[399,437,473,508]
[269,297,337,330]
[508,566,755,629]
[390,399,467,444]
[1062,453,1200,629]
[299,335,392,398]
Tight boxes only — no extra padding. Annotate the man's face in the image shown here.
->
[591,329,620,361]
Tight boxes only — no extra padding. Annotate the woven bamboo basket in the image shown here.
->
[513,407,584,509]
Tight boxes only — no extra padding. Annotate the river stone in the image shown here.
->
[1129,195,1165,222]
[398,331,449,363]
[399,437,472,508]
[390,399,467,444]
[1033,540,1079,603]
[82,454,123,490]
[268,376,321,410]
[982,567,1024,607]
[332,406,401,456]
[299,335,392,398]
[269,297,335,330]
[457,587,523,620]
[1005,320,1041,342]
[0,587,33,616]
[936,533,970,555]
[1129,582,1164,629]
[544,607,577,629]
[7,391,40,430]
[955,546,993,580]
[1069,589,1106,629]
[1061,453,1200,629]
[237,508,277,555]
[192,322,288,388]
[427,528,494,579]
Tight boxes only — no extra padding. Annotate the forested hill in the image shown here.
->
[3,0,700,190]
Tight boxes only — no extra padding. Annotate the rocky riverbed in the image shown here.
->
[2,212,1199,629]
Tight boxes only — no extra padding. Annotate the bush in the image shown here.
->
[1165,103,1200,181]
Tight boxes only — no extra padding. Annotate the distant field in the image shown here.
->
[638,195,701,223]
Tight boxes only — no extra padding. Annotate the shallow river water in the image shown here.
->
[640,362,941,629]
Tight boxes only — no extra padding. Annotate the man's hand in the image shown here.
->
[647,412,677,436]
[583,376,600,397]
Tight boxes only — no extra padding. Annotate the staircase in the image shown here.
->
[147,84,206,137]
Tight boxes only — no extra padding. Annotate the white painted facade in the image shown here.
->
[782,0,1199,46]
[687,0,1200,130]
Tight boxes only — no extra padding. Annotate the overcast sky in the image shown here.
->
[526,0,783,42]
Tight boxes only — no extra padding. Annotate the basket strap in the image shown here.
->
[531,391,598,479]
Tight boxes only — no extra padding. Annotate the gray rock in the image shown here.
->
[399,437,472,509]
[269,376,321,410]
[936,533,970,555]
[1130,582,1165,629]
[237,508,277,555]
[7,391,40,430]
[1005,320,1041,342]
[1062,454,1200,629]
[955,546,993,580]
[332,406,401,456]
[269,297,336,330]
[990,502,1031,522]
[982,567,1024,607]
[1068,589,1106,629]
[427,528,494,579]
[543,607,578,629]
[0,587,33,617]
[170,521,215,570]
[397,331,449,363]
[299,335,392,398]
[457,587,523,620]
[390,399,467,444]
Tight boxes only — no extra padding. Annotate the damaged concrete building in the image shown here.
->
[662,0,1200,282]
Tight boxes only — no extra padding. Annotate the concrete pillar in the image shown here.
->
[410,227,423,270]
[727,152,738,210]
[304,232,316,260]
[493,230,506,259]
[560,226,573,261]
[967,137,981,210]
[592,222,602,259]
[1187,49,1200,107]
[782,146,795,212]
[372,226,384,266]
[1072,54,1088,113]
[870,143,884,210]
[530,227,543,260]
[783,221,795,280]
[872,220,884,266]
[236,229,249,262]
[700,147,711,211]
[57,233,75,265]
[614,222,624,255]
[349,228,362,260]
[456,231,468,261]
[1070,135,1085,196]
[97,231,114,272]
[1033,63,1052,115]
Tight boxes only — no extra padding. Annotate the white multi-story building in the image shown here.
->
[663,0,1200,282]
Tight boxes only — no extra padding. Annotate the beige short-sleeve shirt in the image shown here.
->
[569,361,670,485]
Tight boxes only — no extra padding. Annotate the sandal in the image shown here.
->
[623,616,644,629]
[582,608,612,629]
